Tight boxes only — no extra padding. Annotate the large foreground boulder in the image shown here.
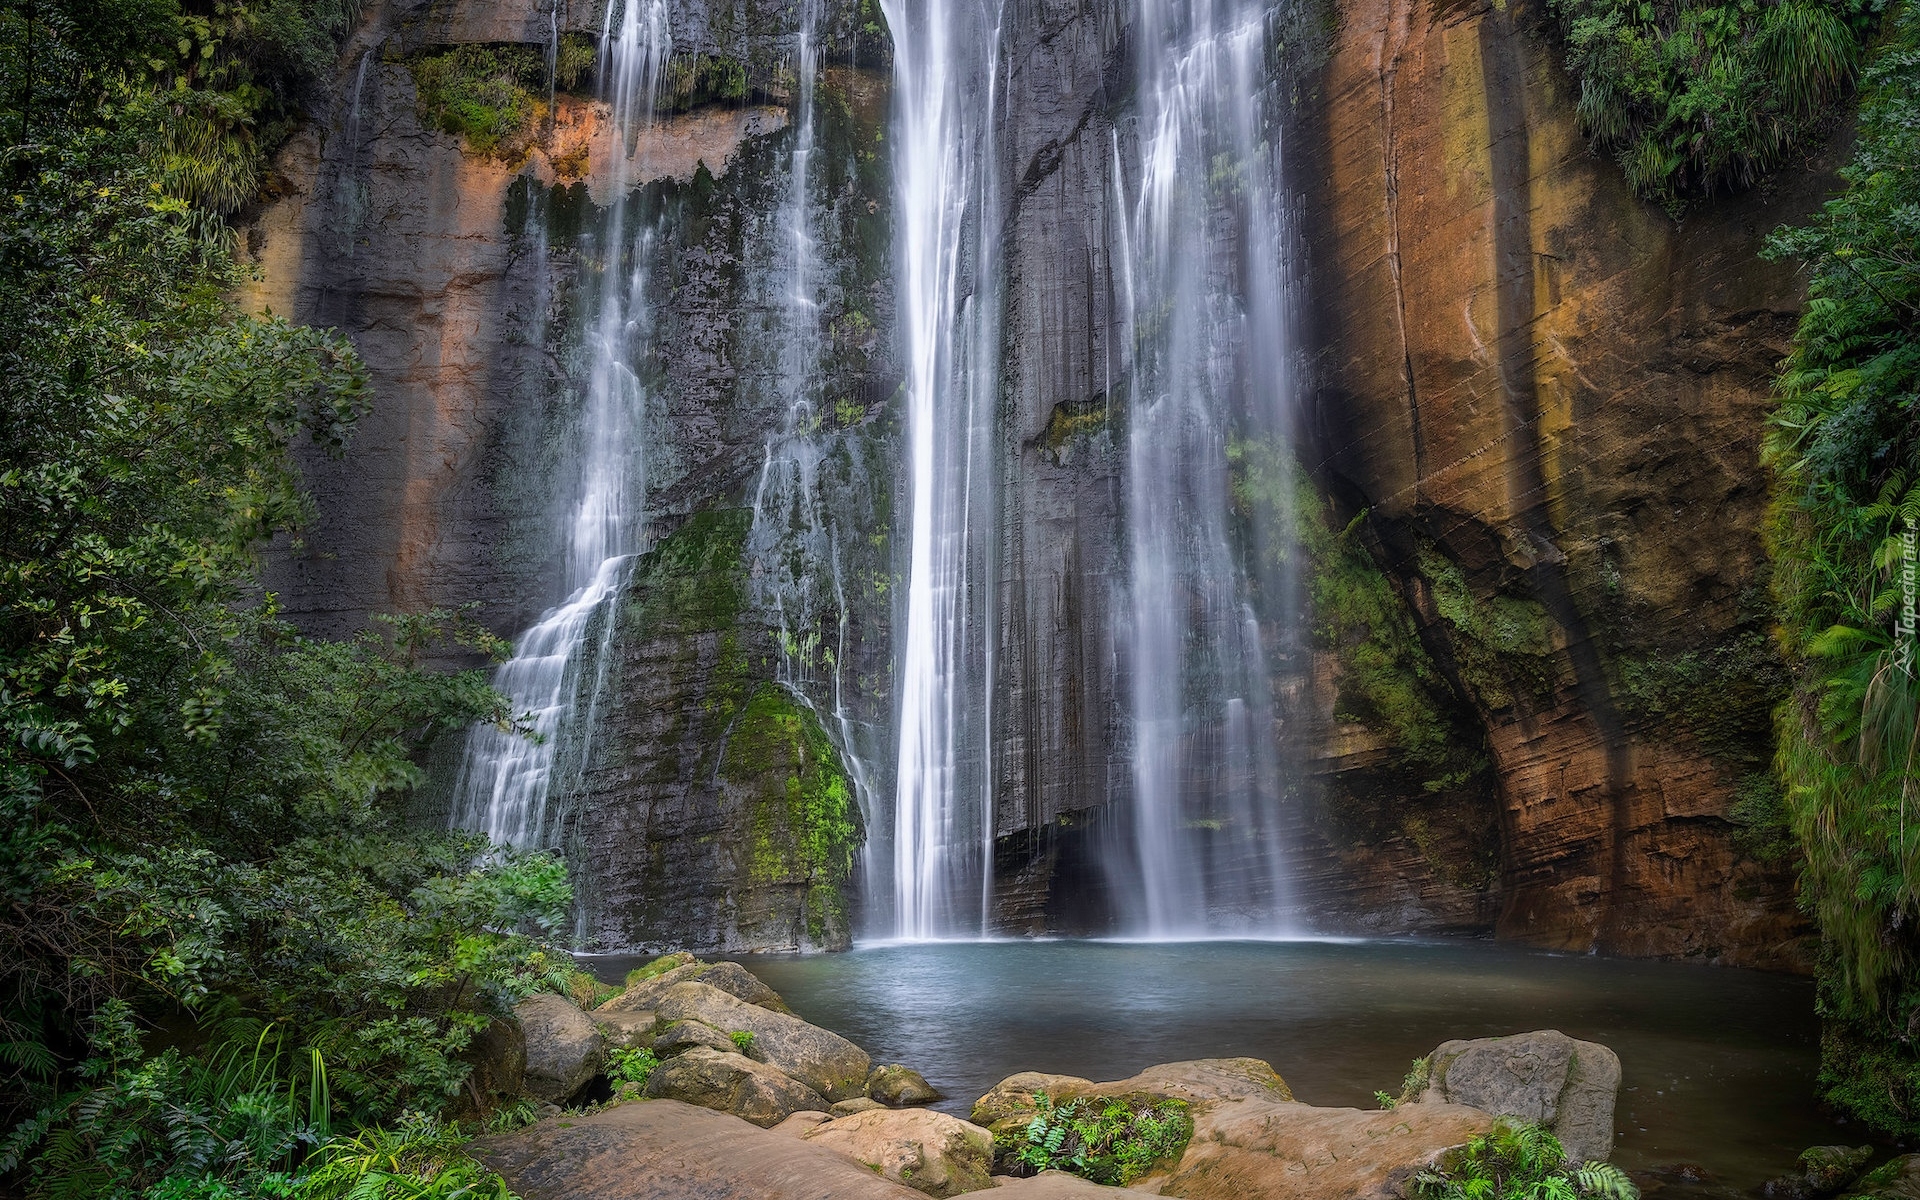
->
[642,1045,829,1127]
[471,1098,926,1199]
[1412,1030,1620,1162]
[515,993,603,1104]
[989,1175,1133,1196]
[974,1058,1493,1200]
[1162,1098,1497,1200]
[802,1107,994,1198]
[654,980,872,1100]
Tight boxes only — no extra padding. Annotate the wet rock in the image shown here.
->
[654,980,872,1101]
[802,1107,995,1198]
[868,1063,942,1106]
[695,960,791,1011]
[1847,1154,1920,1199]
[589,1008,657,1051]
[652,1018,737,1057]
[515,993,603,1104]
[1804,1146,1875,1193]
[834,1097,889,1116]
[471,1097,926,1199]
[1414,1030,1619,1162]
[641,1045,829,1128]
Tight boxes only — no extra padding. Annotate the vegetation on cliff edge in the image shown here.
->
[1762,1,1920,1138]
[1545,0,1880,209]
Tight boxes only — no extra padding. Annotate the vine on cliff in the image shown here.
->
[1763,2,1920,1138]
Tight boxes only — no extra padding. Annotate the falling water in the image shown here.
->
[744,0,886,865]
[450,0,671,849]
[1114,0,1301,934]
[881,0,1006,939]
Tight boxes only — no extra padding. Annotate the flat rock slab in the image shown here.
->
[974,1058,1292,1130]
[1158,1099,1493,1200]
[471,1099,927,1200]
[990,1172,1134,1195]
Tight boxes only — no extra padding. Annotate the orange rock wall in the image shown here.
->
[1301,0,1830,966]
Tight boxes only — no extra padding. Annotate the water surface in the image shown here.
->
[593,938,1861,1190]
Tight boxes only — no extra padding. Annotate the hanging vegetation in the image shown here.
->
[1763,2,1920,1137]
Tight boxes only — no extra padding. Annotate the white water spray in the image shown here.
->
[450,0,671,849]
[881,0,1007,940]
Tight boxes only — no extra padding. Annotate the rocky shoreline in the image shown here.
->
[465,953,1675,1198]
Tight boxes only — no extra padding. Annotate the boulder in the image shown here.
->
[1413,1030,1620,1162]
[695,960,791,1011]
[834,1097,889,1117]
[1804,1146,1875,1193]
[472,1097,927,1199]
[642,1045,829,1128]
[652,1018,738,1057]
[972,1058,1292,1133]
[802,1107,995,1198]
[589,1007,657,1051]
[462,1016,527,1111]
[1158,1098,1497,1200]
[599,960,710,1014]
[515,992,603,1104]
[771,1111,834,1137]
[1848,1154,1920,1200]
[868,1063,942,1106]
[654,980,872,1101]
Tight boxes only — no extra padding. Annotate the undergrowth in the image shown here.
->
[1413,1119,1639,1200]
[996,1091,1193,1187]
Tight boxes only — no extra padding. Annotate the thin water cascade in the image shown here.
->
[449,0,671,849]
[744,0,885,876]
[1114,0,1302,935]
[880,0,1006,940]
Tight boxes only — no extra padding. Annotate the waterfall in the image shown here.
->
[1114,0,1301,934]
[744,0,887,887]
[880,0,1006,940]
[449,0,670,850]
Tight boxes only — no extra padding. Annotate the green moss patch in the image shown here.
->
[722,685,858,943]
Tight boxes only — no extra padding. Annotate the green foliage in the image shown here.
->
[623,953,693,988]
[729,1030,755,1054]
[1545,0,1878,209]
[998,1092,1193,1187]
[606,1048,658,1089]
[410,45,547,158]
[1413,1119,1638,1200]
[1760,3,1920,1138]
[1376,1056,1430,1110]
[292,1116,516,1200]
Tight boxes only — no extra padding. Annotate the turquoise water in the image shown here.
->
[590,938,1863,1190]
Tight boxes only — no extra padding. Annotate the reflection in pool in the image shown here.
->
[588,938,1861,1190]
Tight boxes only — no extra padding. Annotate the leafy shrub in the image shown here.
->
[1413,1119,1638,1200]
[1376,1056,1430,1109]
[410,45,546,156]
[293,1116,516,1200]
[606,1049,658,1089]
[1545,0,1879,209]
[729,1031,756,1055]
[997,1092,1192,1187]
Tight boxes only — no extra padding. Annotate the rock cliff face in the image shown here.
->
[1296,0,1827,965]
[252,0,1824,960]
